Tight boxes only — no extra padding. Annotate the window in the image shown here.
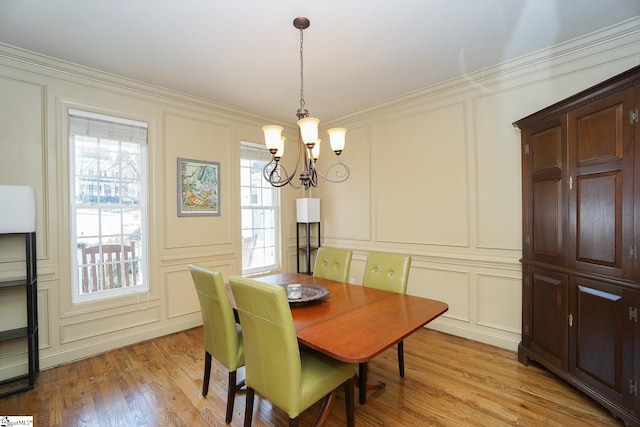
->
[240,142,279,274]
[68,109,148,302]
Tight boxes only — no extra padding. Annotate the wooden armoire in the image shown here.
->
[514,65,640,426]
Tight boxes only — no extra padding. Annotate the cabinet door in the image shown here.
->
[568,87,636,280]
[522,266,568,369]
[569,277,637,410]
[635,289,640,417]
[521,118,567,266]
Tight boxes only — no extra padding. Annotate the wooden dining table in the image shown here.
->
[229,272,448,404]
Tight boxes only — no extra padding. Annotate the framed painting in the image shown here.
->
[177,157,220,216]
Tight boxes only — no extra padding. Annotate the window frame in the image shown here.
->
[240,141,280,275]
[68,108,149,303]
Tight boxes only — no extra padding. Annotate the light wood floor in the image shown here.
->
[0,327,625,426]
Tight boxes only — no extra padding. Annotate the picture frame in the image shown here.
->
[177,157,220,216]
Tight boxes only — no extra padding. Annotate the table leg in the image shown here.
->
[358,362,367,404]
[356,362,386,404]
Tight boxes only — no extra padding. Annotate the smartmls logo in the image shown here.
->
[0,416,34,426]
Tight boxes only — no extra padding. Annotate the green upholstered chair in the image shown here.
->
[189,264,245,425]
[312,247,353,283]
[361,252,412,399]
[229,275,355,427]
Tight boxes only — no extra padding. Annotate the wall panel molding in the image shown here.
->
[60,305,161,344]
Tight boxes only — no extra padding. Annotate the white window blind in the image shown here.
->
[69,109,148,143]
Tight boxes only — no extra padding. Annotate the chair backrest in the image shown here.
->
[313,247,353,282]
[229,275,303,414]
[189,265,243,371]
[362,251,412,294]
[242,234,257,268]
[81,243,137,292]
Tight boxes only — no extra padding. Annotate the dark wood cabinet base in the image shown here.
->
[519,344,639,426]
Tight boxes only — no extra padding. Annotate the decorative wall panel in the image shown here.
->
[373,103,469,246]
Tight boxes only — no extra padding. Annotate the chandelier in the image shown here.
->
[262,17,349,190]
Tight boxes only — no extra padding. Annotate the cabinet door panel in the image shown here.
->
[533,180,563,257]
[523,121,567,265]
[569,88,635,280]
[569,277,635,408]
[634,291,640,416]
[576,103,623,165]
[575,284,621,387]
[576,171,620,266]
[532,126,563,173]
[524,266,568,369]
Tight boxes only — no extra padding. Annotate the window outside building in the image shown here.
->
[68,109,148,302]
[240,142,279,274]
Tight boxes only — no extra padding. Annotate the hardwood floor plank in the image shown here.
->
[0,328,625,426]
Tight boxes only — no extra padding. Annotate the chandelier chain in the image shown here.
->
[299,27,305,111]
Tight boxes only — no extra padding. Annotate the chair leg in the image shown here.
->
[344,377,355,427]
[225,370,237,424]
[312,389,338,426]
[244,387,255,427]
[202,352,212,397]
[398,340,405,377]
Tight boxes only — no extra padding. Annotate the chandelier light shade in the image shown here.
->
[297,117,320,146]
[263,125,284,155]
[262,17,350,189]
[327,127,346,154]
[311,139,321,160]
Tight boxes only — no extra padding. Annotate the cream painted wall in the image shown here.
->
[0,18,639,381]
[0,46,298,380]
[315,18,640,350]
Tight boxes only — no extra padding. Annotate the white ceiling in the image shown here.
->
[1,1,639,123]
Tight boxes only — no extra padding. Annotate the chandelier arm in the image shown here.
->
[262,159,292,187]
[308,158,318,188]
[284,132,305,187]
[263,127,310,188]
[265,164,302,189]
[263,156,299,188]
[297,144,311,190]
[311,156,351,184]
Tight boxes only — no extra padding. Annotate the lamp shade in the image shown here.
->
[327,127,347,153]
[297,117,320,146]
[296,198,320,223]
[0,185,36,233]
[275,136,285,158]
[311,139,321,160]
[262,125,284,152]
